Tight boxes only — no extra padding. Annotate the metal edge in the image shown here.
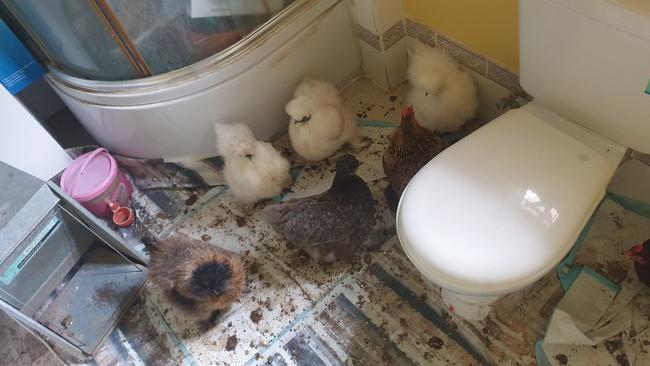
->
[47,0,325,95]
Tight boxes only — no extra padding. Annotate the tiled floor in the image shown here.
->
[3,77,650,366]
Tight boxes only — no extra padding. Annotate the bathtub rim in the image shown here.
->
[46,0,346,106]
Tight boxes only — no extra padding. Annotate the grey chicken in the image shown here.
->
[262,154,376,263]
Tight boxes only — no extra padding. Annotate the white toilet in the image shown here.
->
[396,0,650,321]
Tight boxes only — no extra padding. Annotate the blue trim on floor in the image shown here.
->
[556,198,604,290]
[368,264,493,366]
[334,294,416,365]
[357,119,395,128]
[242,272,352,366]
[558,193,650,290]
[274,167,304,202]
[151,305,199,366]
[581,266,620,293]
[606,192,650,219]
[535,340,551,366]
[160,185,228,238]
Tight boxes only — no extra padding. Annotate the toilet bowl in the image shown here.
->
[396,0,650,321]
[396,103,625,320]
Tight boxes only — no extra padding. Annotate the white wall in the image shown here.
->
[0,85,71,181]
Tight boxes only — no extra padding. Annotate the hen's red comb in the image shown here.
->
[402,105,414,118]
[629,244,644,254]
[626,244,647,263]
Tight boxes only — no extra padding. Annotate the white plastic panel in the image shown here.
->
[49,0,361,159]
[397,108,614,295]
[520,0,650,153]
[0,86,71,181]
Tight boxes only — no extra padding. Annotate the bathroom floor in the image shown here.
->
[3,78,650,366]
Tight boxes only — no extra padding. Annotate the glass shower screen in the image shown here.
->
[0,0,295,80]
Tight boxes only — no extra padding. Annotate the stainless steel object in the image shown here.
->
[0,161,147,357]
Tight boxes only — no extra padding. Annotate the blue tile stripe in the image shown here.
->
[242,273,352,366]
[606,192,650,219]
[559,193,650,290]
[368,264,493,366]
[333,294,416,365]
[151,304,199,366]
[534,340,551,366]
[160,185,228,238]
[556,199,602,291]
[357,119,396,128]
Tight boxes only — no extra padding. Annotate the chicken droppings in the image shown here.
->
[225,335,238,351]
[250,309,263,324]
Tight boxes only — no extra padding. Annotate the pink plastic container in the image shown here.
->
[61,148,132,219]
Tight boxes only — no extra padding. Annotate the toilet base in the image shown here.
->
[440,289,500,321]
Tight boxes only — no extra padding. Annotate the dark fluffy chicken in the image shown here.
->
[626,239,650,287]
[262,154,376,263]
[147,236,245,322]
[382,105,445,210]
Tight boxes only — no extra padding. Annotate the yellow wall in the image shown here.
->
[405,0,519,72]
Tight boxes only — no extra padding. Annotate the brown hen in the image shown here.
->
[382,105,445,211]
[146,236,245,324]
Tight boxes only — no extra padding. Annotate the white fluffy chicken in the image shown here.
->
[286,78,362,162]
[407,45,479,132]
[214,122,291,203]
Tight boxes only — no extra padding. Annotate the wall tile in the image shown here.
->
[357,25,381,51]
[359,41,389,91]
[403,18,525,95]
[487,61,523,93]
[385,38,407,90]
[609,159,650,205]
[405,35,419,54]
[405,18,435,47]
[374,0,404,34]
[438,34,487,76]
[351,0,377,33]
[382,21,405,50]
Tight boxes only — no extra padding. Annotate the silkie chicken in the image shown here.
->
[286,78,364,161]
[146,236,246,323]
[382,105,445,211]
[262,154,376,263]
[214,122,291,203]
[626,239,650,287]
[407,44,478,132]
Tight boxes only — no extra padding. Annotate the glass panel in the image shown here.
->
[1,0,139,80]
[106,0,296,75]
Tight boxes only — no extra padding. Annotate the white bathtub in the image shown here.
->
[48,0,361,159]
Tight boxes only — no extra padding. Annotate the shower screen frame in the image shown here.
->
[0,0,299,82]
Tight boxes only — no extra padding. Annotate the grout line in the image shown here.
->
[115,328,146,366]
[369,264,493,366]
[606,192,650,219]
[241,271,353,366]
[241,241,399,364]
[159,186,229,238]
[151,304,200,366]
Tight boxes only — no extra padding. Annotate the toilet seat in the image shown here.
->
[396,105,618,296]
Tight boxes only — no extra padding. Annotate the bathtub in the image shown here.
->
[47,0,361,159]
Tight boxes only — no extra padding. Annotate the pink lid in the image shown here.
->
[61,148,117,202]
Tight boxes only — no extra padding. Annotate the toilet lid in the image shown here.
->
[396,108,614,295]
